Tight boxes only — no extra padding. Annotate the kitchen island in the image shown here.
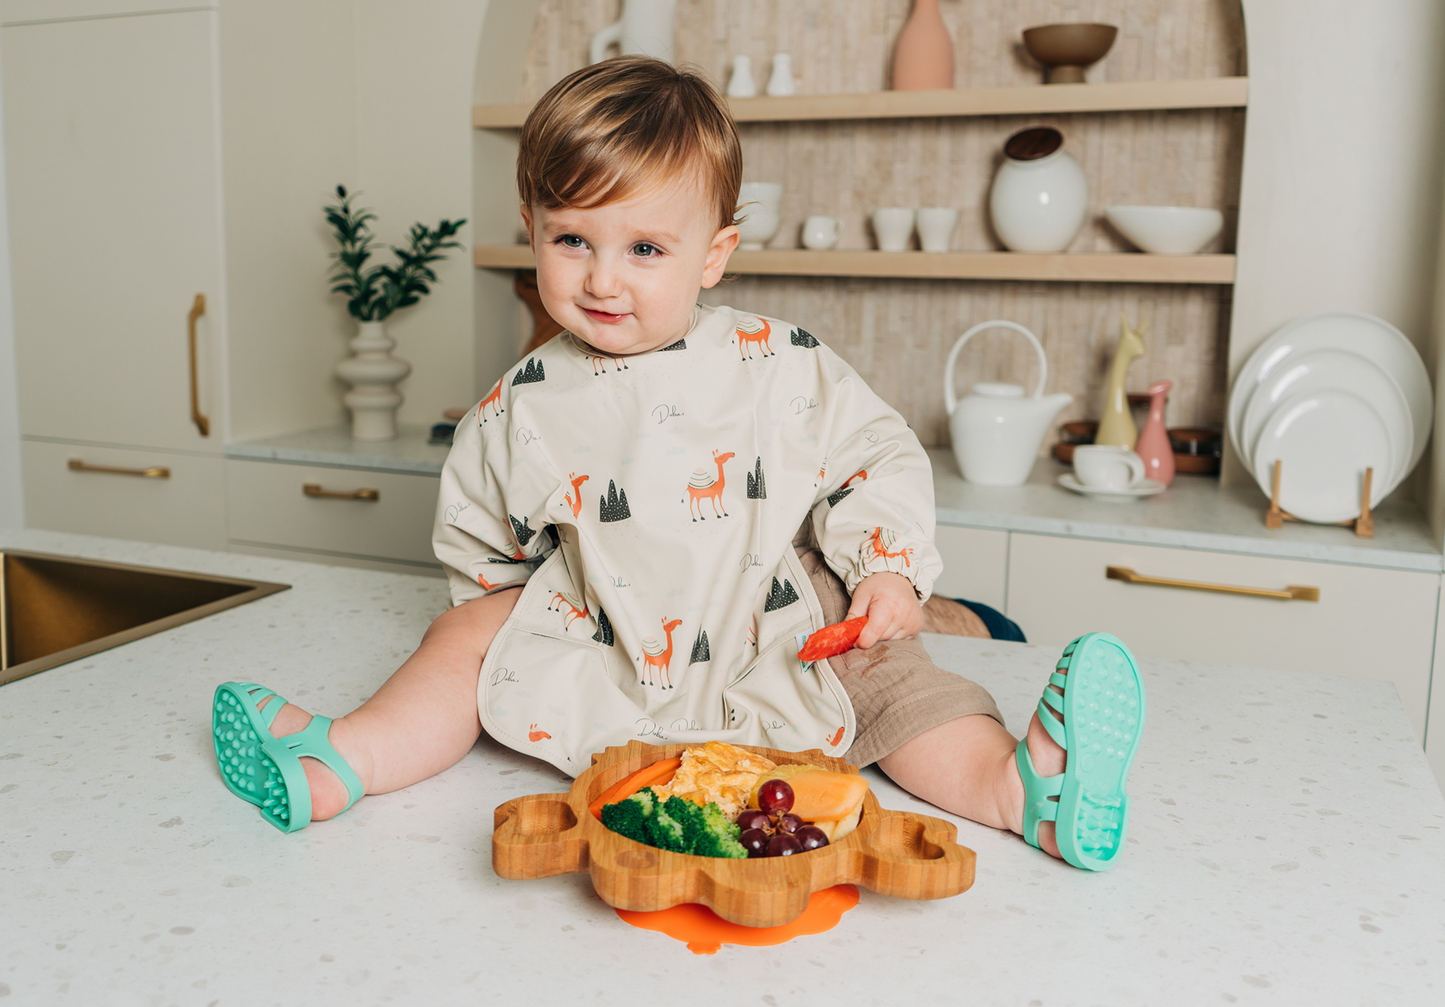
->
[2,529,1442,1005]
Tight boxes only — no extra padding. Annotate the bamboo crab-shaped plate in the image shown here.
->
[492,740,976,928]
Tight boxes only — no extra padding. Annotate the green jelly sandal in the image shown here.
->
[212,682,364,833]
[1015,632,1145,871]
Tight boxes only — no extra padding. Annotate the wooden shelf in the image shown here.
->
[473,77,1248,129]
[473,245,1236,285]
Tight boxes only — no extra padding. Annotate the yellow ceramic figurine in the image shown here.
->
[1095,314,1147,448]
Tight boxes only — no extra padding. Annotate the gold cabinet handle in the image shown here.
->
[1106,566,1319,601]
[68,458,171,479]
[303,483,380,502]
[188,293,211,437]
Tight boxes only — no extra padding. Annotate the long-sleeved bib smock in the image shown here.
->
[434,303,943,775]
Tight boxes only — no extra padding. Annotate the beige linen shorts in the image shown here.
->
[797,547,1004,767]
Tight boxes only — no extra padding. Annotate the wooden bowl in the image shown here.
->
[492,740,976,927]
[1022,23,1118,84]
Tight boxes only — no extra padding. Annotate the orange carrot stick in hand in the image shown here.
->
[588,757,681,820]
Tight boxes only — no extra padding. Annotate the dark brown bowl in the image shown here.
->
[1058,420,1098,445]
[1168,427,1223,458]
[1022,23,1118,84]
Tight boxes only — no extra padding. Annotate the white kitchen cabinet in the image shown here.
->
[933,524,1007,609]
[225,459,441,570]
[1005,532,1440,742]
[20,439,225,550]
[2,3,358,552]
[3,8,224,454]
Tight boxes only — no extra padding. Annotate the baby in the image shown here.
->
[212,57,1144,872]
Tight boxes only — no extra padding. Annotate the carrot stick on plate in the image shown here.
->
[588,757,681,820]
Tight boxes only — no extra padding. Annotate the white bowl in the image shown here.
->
[1104,206,1224,255]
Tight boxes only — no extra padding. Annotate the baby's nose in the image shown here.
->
[584,257,624,298]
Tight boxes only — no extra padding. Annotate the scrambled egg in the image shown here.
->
[652,741,777,819]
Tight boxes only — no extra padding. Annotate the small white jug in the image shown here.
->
[945,320,1074,486]
[802,215,843,250]
[589,0,678,64]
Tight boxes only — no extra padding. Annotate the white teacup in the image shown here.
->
[872,207,915,252]
[917,207,959,253]
[802,215,843,250]
[1073,445,1147,491]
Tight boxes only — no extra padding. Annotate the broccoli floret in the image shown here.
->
[602,790,746,858]
[644,796,694,852]
[691,802,748,859]
[600,787,656,844]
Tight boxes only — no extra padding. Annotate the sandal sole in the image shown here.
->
[1056,633,1145,871]
[212,684,305,832]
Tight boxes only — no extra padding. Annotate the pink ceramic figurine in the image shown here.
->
[1135,379,1175,486]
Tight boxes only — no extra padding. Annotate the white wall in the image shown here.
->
[1228,0,1445,495]
[0,37,21,528]
[352,0,490,426]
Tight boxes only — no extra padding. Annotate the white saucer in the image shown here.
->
[1058,473,1167,502]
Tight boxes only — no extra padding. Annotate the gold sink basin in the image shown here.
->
[0,550,289,686]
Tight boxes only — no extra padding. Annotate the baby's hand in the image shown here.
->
[846,572,922,649]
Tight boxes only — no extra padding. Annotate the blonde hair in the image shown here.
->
[517,56,742,231]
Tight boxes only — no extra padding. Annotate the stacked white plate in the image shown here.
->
[1228,312,1432,523]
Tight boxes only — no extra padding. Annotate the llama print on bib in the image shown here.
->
[638,617,683,688]
[735,318,774,360]
[686,451,734,521]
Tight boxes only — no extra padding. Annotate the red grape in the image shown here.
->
[795,825,829,851]
[776,813,804,834]
[766,832,802,857]
[736,809,771,833]
[739,828,770,857]
[757,779,794,815]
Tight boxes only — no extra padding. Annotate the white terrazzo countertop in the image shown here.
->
[2,529,1442,1005]
[224,424,452,476]
[930,448,1443,573]
[223,427,1443,572]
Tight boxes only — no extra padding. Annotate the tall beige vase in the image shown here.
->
[891,0,954,90]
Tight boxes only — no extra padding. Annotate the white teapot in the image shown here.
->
[944,320,1073,486]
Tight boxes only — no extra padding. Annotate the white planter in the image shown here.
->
[990,147,1088,253]
[335,320,410,441]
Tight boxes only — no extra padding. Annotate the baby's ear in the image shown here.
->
[702,224,740,288]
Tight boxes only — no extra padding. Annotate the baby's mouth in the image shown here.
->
[582,307,629,325]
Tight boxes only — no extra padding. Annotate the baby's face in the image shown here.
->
[522,177,739,356]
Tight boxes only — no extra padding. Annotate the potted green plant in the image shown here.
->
[325,185,466,440]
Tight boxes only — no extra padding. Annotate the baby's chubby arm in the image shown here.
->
[846,571,923,649]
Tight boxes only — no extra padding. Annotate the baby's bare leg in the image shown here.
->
[877,705,1067,861]
[258,587,521,820]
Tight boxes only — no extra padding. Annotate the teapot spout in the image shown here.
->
[1018,392,1075,451]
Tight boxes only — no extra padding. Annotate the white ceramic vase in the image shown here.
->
[335,320,410,441]
[990,136,1088,253]
[589,0,677,63]
[727,55,757,98]
[766,53,795,96]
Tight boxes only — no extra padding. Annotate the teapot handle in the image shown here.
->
[944,320,1049,415]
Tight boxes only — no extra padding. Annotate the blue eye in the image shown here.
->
[559,234,585,248]
[632,242,658,257]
